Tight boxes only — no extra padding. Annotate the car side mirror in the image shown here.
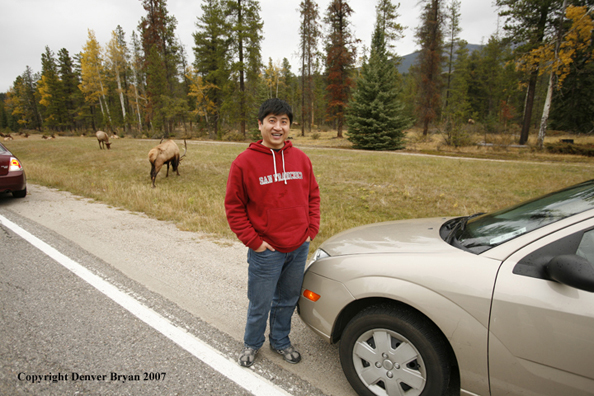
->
[546,254,594,293]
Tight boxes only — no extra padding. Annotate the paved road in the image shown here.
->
[0,185,355,396]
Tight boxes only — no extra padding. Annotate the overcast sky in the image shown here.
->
[0,0,500,93]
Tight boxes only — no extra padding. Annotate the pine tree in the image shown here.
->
[280,58,298,105]
[467,35,518,128]
[444,40,471,123]
[442,0,461,114]
[57,48,82,131]
[346,20,410,150]
[8,67,42,131]
[193,0,231,139]
[38,46,67,130]
[138,0,181,136]
[0,96,9,131]
[415,0,445,136]
[299,0,322,136]
[442,39,473,146]
[375,0,404,58]
[226,0,263,137]
[324,0,358,138]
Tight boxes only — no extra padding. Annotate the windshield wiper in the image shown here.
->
[445,213,485,244]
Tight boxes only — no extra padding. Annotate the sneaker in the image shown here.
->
[238,346,258,367]
[271,344,301,364]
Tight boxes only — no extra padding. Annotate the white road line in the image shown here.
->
[0,214,291,396]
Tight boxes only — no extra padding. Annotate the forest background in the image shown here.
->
[1,0,594,153]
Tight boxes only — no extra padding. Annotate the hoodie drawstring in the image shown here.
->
[270,149,287,184]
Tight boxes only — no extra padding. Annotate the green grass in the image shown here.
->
[6,136,594,252]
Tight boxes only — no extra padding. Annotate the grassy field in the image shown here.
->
[4,132,594,252]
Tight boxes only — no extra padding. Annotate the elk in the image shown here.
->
[96,131,111,149]
[148,139,187,187]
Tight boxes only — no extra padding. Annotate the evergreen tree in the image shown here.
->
[444,40,471,123]
[0,95,9,130]
[226,0,263,136]
[346,20,410,150]
[324,0,358,138]
[38,46,67,130]
[467,35,518,129]
[193,0,231,139]
[280,58,298,105]
[57,48,82,131]
[442,0,461,113]
[8,67,42,131]
[415,0,445,136]
[441,39,474,146]
[138,0,181,136]
[375,0,405,58]
[299,0,322,136]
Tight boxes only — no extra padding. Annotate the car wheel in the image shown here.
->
[12,187,26,198]
[339,305,450,396]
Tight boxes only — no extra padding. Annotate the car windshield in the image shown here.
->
[449,179,594,254]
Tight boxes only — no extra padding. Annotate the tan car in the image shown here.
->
[299,179,594,396]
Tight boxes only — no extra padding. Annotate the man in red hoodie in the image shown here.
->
[225,98,321,367]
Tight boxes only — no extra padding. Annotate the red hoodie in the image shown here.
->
[225,140,320,253]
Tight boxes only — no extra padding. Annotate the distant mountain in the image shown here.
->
[395,43,484,74]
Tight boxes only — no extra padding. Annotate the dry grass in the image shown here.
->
[4,132,594,252]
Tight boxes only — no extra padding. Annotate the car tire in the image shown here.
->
[339,305,450,396]
[12,187,26,198]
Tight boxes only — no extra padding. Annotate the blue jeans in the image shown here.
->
[244,241,310,350]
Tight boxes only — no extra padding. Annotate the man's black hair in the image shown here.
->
[257,98,293,125]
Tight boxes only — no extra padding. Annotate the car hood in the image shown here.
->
[320,217,454,256]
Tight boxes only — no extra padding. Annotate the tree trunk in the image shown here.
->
[537,0,568,149]
[519,70,538,145]
[115,66,127,134]
[238,0,246,137]
[537,72,554,148]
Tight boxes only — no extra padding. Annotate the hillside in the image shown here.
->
[396,43,484,74]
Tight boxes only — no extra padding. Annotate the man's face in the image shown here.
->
[258,113,290,149]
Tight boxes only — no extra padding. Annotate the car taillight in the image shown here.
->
[9,157,22,171]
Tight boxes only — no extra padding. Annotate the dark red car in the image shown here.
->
[0,141,26,198]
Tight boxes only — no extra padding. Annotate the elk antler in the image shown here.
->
[180,139,187,161]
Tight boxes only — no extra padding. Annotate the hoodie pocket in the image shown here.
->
[265,206,308,245]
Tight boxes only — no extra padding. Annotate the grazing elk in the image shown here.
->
[148,139,187,187]
[96,131,111,149]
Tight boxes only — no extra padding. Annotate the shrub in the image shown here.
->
[545,142,594,157]
[442,123,474,147]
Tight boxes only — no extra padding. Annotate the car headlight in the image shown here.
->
[306,248,329,270]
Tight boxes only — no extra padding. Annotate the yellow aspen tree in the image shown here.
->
[79,29,112,128]
[517,4,594,146]
[263,58,282,98]
[186,67,217,126]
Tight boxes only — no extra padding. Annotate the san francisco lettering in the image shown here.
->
[259,171,303,185]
